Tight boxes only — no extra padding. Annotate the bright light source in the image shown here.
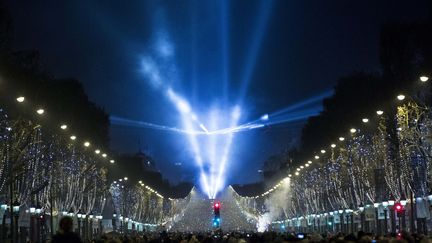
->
[295,172,299,176]
[350,128,357,133]
[36,109,44,115]
[420,76,429,82]
[60,124,68,130]
[124,177,128,181]
[16,97,25,103]
[376,110,384,116]
[84,142,90,147]
[305,164,309,167]
[362,118,369,123]
[339,137,345,141]
[307,160,312,164]
[397,94,405,101]
[95,150,100,154]
[314,155,319,159]
[110,160,115,164]
[70,135,76,140]
[296,168,300,171]
[260,114,269,121]
[300,165,304,169]
[331,144,336,148]
[102,153,107,158]
[320,149,326,154]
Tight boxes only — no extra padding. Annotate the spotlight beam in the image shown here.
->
[237,0,274,102]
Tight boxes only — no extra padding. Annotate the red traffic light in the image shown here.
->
[394,203,403,211]
[214,202,220,208]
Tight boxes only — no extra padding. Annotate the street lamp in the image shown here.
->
[12,200,20,243]
[77,210,83,238]
[68,208,74,217]
[1,202,8,242]
[16,96,25,103]
[420,76,429,82]
[89,211,94,240]
[397,94,405,101]
[359,203,365,231]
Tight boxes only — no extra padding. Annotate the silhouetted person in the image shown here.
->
[52,216,83,243]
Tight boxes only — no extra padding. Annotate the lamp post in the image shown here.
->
[400,196,407,231]
[35,204,43,242]
[29,204,36,242]
[12,200,20,243]
[389,196,396,233]
[374,202,380,235]
[97,215,103,237]
[119,216,123,234]
[82,213,87,241]
[77,210,83,238]
[359,203,365,231]
[345,206,352,234]
[383,201,389,234]
[125,217,129,235]
[0,202,7,242]
[112,211,117,232]
[89,212,94,240]
[338,208,344,233]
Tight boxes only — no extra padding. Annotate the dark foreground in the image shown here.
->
[84,231,431,243]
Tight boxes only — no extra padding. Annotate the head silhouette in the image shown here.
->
[59,216,74,233]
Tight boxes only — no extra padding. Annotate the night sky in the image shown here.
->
[5,0,431,186]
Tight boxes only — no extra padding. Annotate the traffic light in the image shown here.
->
[213,202,221,228]
[394,202,404,217]
[214,202,220,216]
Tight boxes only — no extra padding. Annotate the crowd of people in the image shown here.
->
[56,230,432,243]
[52,217,432,243]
